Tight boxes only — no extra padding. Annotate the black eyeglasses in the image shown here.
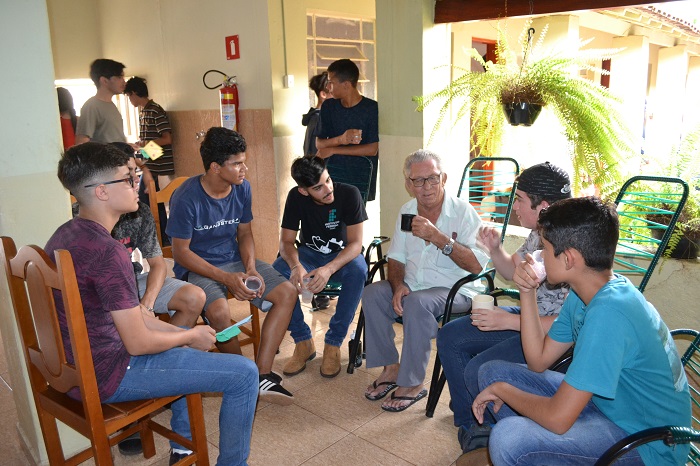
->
[84,176,138,189]
[408,174,442,187]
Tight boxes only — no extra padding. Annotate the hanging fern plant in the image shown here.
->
[413,21,635,195]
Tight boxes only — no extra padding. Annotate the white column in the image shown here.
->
[610,35,649,173]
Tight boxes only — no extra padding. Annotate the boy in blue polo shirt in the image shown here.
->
[472,197,690,465]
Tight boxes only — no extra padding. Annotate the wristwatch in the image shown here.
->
[441,238,455,256]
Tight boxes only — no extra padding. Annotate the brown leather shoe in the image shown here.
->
[320,344,341,378]
[283,339,316,376]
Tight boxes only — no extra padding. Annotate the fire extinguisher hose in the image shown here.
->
[203,69,236,89]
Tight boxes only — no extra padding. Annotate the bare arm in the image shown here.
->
[75,134,90,145]
[279,227,306,289]
[473,380,593,434]
[140,256,167,310]
[387,258,410,316]
[111,305,215,354]
[513,259,572,371]
[478,225,517,280]
[317,141,379,159]
[471,308,558,333]
[305,222,364,293]
[171,236,255,301]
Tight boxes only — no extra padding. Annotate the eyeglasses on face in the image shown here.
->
[84,175,139,189]
[408,173,442,187]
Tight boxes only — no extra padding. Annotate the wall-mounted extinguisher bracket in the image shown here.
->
[203,70,240,132]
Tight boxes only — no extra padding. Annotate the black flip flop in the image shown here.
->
[365,380,398,401]
[381,388,428,412]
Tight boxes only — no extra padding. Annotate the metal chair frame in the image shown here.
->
[426,175,689,417]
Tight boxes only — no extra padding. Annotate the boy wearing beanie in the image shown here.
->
[436,162,572,454]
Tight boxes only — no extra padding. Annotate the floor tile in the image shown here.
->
[301,433,413,466]
[293,368,386,432]
[246,404,348,465]
[354,398,462,466]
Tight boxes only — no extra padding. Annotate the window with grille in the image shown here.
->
[306,13,376,106]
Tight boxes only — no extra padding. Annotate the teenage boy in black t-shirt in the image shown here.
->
[273,156,368,378]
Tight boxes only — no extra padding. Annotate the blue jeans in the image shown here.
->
[435,307,523,428]
[104,347,258,466]
[479,361,643,466]
[272,245,367,346]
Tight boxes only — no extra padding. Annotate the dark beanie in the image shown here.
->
[517,162,572,202]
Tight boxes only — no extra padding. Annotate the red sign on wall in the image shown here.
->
[226,35,240,60]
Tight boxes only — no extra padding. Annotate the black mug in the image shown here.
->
[401,214,416,232]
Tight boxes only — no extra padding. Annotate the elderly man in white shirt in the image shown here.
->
[363,149,489,412]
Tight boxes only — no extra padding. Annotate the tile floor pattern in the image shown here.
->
[1,299,468,466]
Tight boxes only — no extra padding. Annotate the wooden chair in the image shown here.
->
[147,177,261,359]
[146,176,188,259]
[0,236,209,466]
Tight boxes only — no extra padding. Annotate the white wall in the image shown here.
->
[0,1,77,463]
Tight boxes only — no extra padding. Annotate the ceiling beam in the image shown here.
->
[434,0,678,23]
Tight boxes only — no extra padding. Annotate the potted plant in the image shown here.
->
[647,125,700,259]
[413,21,634,195]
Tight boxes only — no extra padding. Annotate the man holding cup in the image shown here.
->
[273,156,368,378]
[362,149,489,412]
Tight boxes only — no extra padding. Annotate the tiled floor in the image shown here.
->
[0,298,464,465]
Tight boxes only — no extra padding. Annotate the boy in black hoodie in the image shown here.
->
[302,72,330,157]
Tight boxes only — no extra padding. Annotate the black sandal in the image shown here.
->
[365,380,398,401]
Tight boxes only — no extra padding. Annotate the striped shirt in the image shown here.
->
[140,100,174,175]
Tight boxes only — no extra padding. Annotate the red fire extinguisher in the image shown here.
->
[203,70,239,131]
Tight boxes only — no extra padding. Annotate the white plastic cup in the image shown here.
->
[301,277,313,304]
[472,294,494,311]
[530,250,546,281]
[244,276,262,292]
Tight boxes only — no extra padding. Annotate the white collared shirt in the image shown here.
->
[387,193,489,297]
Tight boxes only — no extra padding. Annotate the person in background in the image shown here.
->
[302,72,330,157]
[124,76,174,243]
[57,87,77,150]
[316,59,380,201]
[75,58,127,145]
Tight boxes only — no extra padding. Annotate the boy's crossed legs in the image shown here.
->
[478,361,643,466]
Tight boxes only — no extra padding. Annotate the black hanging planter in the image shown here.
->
[502,102,543,126]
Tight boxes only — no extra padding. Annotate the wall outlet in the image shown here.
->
[283,74,294,88]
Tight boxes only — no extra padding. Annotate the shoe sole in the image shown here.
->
[320,365,341,378]
[259,391,295,406]
[283,351,316,376]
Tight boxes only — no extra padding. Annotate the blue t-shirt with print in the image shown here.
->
[549,275,690,465]
[166,175,253,280]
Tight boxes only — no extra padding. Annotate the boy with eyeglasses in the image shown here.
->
[362,149,489,412]
[47,142,258,465]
